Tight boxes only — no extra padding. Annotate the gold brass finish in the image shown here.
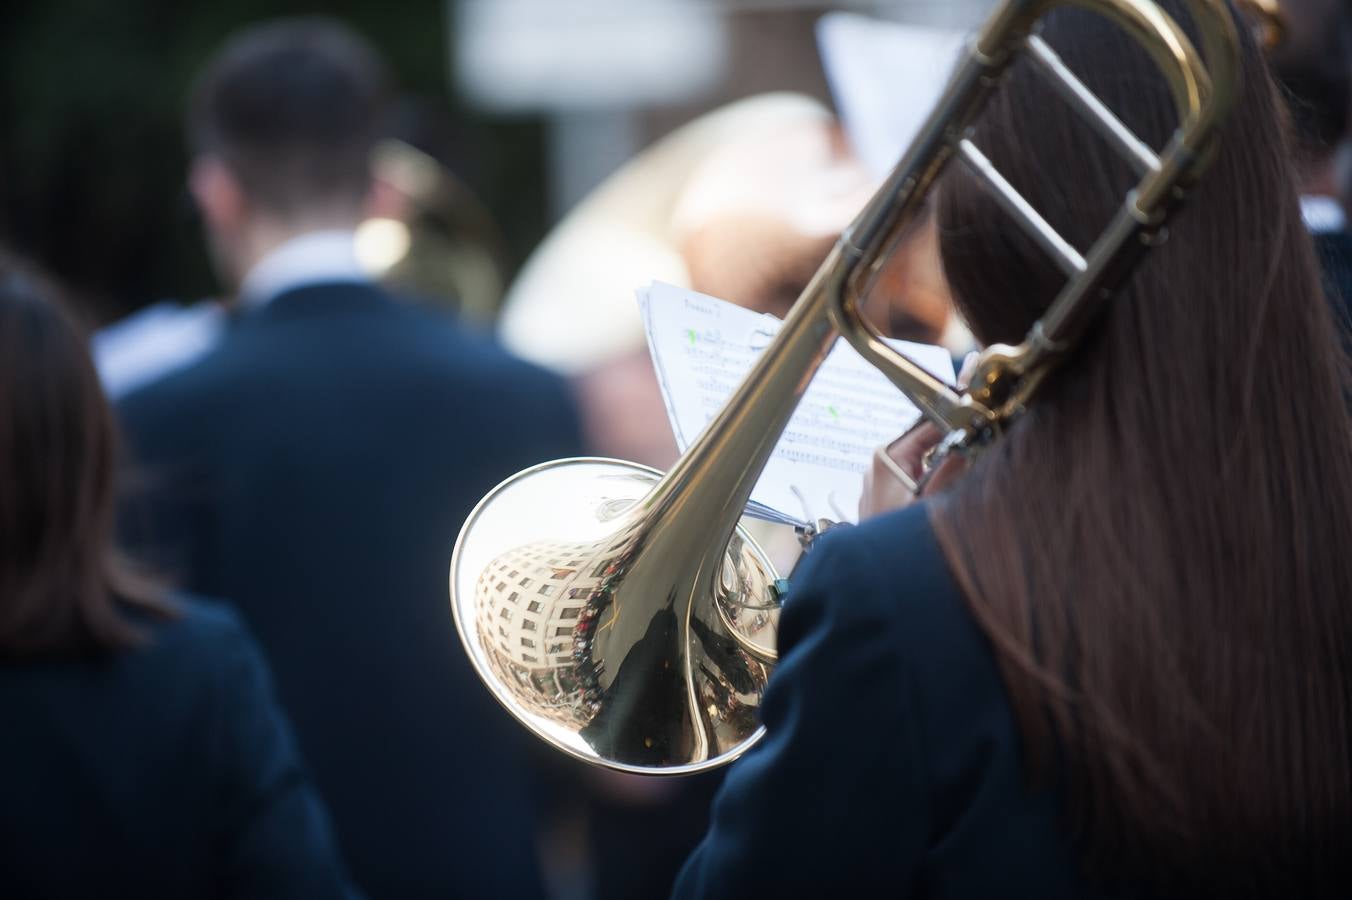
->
[1237,0,1285,49]
[450,0,1241,774]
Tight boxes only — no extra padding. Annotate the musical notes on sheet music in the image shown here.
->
[639,282,954,524]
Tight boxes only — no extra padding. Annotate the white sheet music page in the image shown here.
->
[817,14,967,182]
[638,282,955,526]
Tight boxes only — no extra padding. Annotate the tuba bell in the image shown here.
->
[449,0,1240,775]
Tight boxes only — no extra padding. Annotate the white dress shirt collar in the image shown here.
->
[1300,195,1347,236]
[238,229,370,308]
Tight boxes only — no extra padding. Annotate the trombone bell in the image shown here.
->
[450,458,779,773]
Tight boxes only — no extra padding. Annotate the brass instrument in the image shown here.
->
[360,139,508,325]
[1237,0,1285,49]
[450,0,1240,775]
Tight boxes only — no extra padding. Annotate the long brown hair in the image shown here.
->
[932,2,1352,892]
[0,255,170,658]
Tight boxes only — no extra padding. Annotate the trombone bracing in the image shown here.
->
[449,0,1240,775]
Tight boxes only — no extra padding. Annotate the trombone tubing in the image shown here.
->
[642,0,1236,565]
[835,0,1235,431]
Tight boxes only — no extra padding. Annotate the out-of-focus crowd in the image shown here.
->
[2,2,1351,898]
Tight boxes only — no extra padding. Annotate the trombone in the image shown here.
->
[449,0,1240,775]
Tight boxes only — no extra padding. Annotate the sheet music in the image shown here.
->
[639,282,955,526]
[817,14,967,181]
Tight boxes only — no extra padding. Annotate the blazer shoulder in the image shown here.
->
[751,504,1074,894]
[115,341,237,437]
[124,591,255,670]
[126,595,265,687]
[114,596,359,898]
[400,308,580,414]
[149,594,250,646]
[122,596,293,781]
[783,503,970,661]
[407,307,567,381]
[674,507,945,896]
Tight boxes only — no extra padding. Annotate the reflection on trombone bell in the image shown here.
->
[453,459,780,772]
[449,0,1239,775]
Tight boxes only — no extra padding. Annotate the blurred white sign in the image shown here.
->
[455,0,728,111]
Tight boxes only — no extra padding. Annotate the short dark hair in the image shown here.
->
[1269,0,1352,165]
[0,254,170,658]
[187,17,392,218]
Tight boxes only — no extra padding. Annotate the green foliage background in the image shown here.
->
[0,0,546,322]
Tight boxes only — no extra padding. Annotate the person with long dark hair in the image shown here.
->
[0,256,359,899]
[674,2,1352,897]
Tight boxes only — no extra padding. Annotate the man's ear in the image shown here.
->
[189,156,246,233]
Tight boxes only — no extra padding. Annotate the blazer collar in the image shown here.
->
[239,281,395,323]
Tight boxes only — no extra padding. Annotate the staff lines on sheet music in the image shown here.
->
[780,430,876,460]
[640,282,956,525]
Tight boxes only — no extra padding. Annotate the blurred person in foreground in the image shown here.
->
[117,18,582,899]
[677,2,1352,897]
[0,255,358,899]
[1268,0,1352,317]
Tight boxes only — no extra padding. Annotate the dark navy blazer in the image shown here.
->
[1313,229,1352,335]
[117,283,585,900]
[0,599,357,900]
[673,503,1095,899]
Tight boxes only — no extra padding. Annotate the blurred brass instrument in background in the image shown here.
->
[1237,0,1285,49]
[449,0,1240,775]
[359,139,507,324]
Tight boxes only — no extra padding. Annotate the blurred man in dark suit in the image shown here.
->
[118,19,582,899]
[1269,0,1352,322]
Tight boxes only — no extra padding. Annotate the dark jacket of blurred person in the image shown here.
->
[0,258,358,900]
[1269,0,1352,323]
[115,19,582,900]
